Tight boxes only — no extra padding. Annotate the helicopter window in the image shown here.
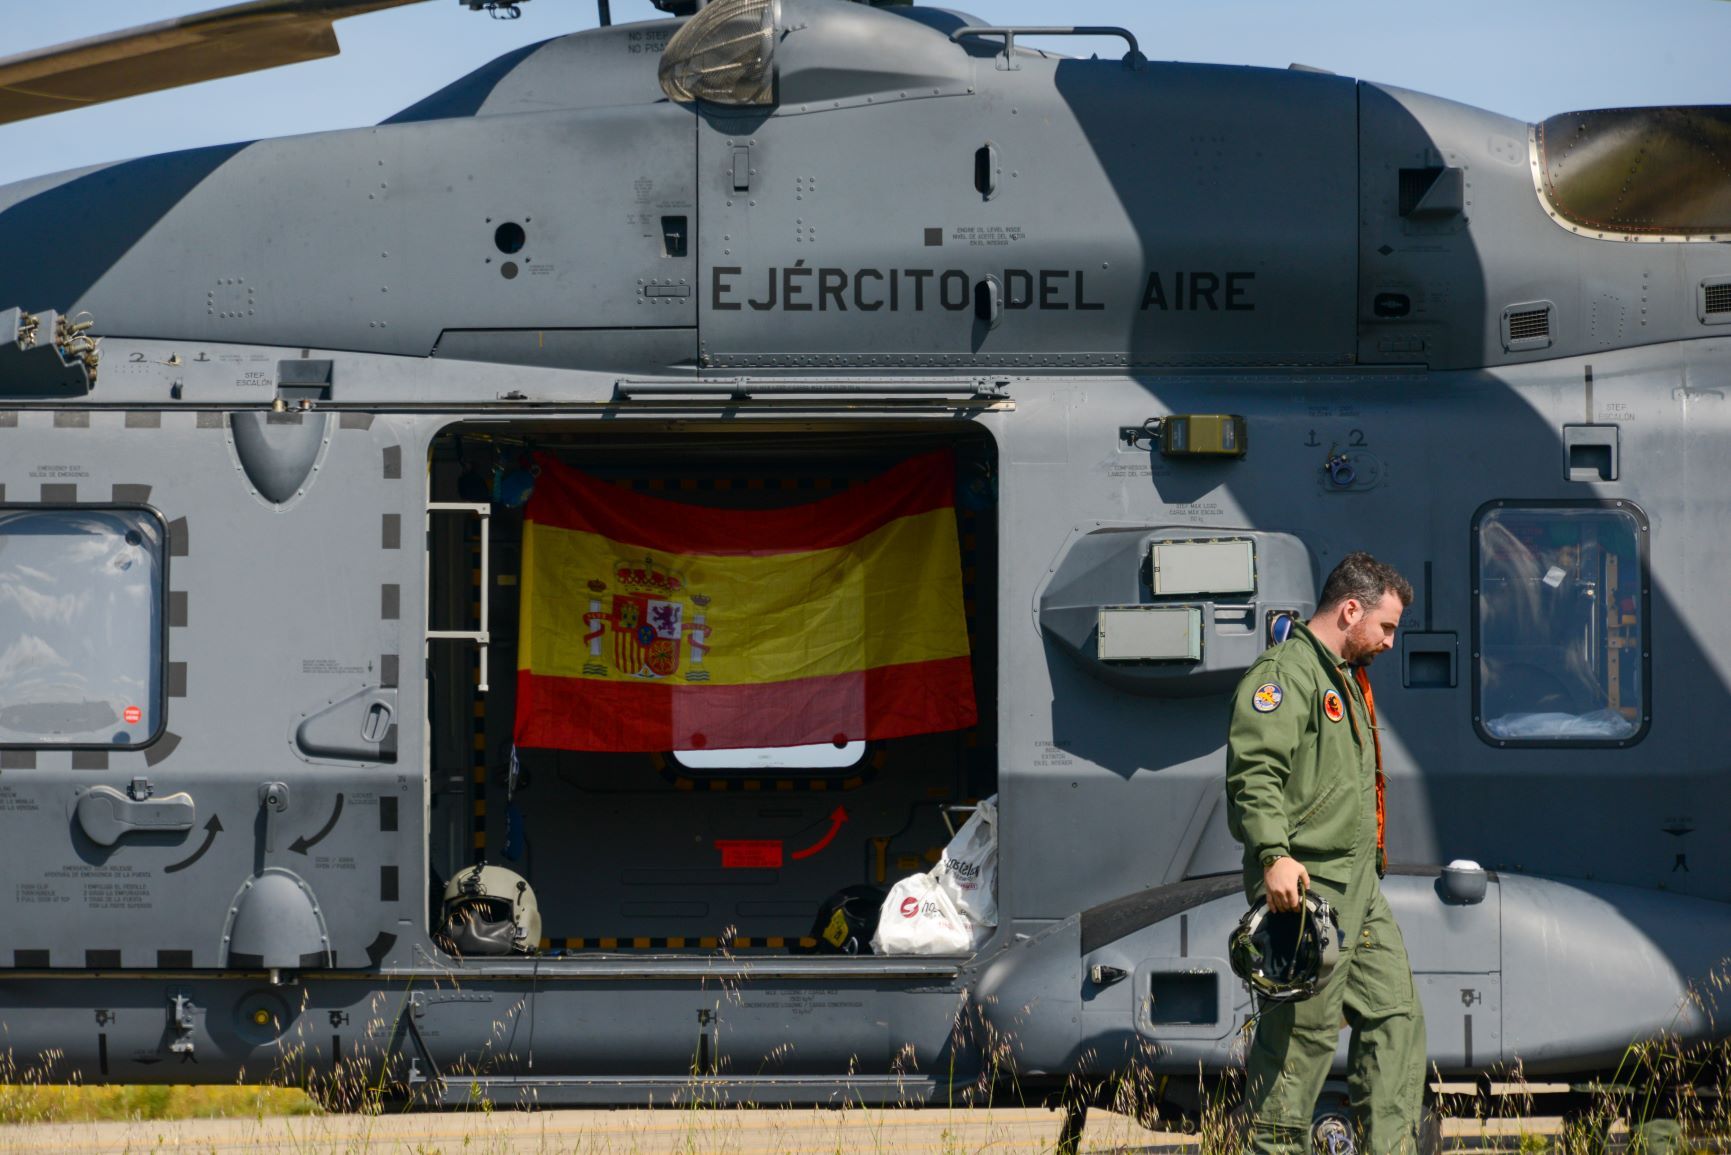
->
[1473,502,1647,745]
[0,508,165,748]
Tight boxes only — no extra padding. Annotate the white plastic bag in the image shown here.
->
[934,795,998,928]
[871,873,975,955]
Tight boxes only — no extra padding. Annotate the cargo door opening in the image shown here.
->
[425,421,998,957]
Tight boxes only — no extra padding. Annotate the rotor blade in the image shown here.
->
[0,0,435,126]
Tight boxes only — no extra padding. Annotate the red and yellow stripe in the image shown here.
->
[514,450,976,752]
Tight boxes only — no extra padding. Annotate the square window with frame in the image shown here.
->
[1473,501,1647,746]
[0,507,167,748]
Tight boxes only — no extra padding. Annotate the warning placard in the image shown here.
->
[715,840,783,869]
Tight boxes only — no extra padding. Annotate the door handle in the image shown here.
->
[75,785,195,846]
[975,142,999,200]
[361,700,393,744]
[976,274,1003,330]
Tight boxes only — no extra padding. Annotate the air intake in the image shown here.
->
[1502,302,1554,352]
[1701,278,1731,325]
[1507,310,1549,340]
[1398,166,1464,219]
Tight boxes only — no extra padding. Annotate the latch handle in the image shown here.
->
[259,781,290,854]
[75,785,195,847]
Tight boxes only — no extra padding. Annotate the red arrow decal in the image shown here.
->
[790,806,849,861]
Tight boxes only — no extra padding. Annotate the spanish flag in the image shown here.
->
[514,450,977,752]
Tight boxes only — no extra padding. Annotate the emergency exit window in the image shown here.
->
[0,508,165,748]
[1473,502,1647,745]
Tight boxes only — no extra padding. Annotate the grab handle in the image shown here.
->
[950,26,1146,70]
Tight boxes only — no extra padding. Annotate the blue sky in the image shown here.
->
[0,0,1725,188]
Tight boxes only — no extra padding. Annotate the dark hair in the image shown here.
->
[1318,552,1413,611]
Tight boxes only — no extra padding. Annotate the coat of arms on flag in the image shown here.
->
[579,558,714,681]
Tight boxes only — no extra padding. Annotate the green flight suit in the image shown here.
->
[1225,621,1427,1155]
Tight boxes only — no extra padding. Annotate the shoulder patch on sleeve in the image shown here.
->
[1323,688,1345,722]
[1252,683,1284,713]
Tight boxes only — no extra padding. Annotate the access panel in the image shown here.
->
[0,410,417,971]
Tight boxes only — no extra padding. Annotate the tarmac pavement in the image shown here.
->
[0,1107,1576,1154]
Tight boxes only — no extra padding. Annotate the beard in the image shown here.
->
[1343,624,1384,665]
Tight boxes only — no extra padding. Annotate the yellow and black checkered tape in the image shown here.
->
[539,936,820,952]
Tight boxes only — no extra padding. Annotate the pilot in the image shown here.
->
[1225,552,1426,1155]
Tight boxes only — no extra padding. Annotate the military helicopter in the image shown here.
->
[1,0,1729,1150]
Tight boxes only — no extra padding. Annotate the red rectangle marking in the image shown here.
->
[716,840,784,869]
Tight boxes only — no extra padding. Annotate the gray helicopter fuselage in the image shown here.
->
[0,0,1726,1111]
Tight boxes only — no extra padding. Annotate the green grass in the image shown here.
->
[0,1083,316,1125]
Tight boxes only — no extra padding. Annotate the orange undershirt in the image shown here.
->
[1353,666,1386,865]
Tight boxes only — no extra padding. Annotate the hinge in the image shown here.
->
[168,994,197,1056]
